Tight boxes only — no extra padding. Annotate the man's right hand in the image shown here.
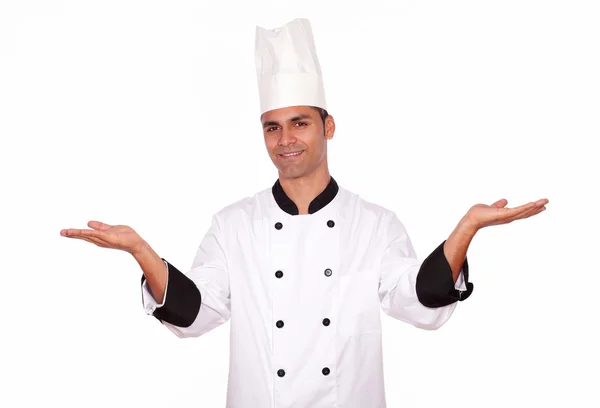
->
[60,221,147,256]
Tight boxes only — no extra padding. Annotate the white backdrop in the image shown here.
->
[2,0,599,407]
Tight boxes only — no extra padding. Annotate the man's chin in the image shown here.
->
[277,166,309,179]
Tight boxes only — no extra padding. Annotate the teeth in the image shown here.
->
[282,152,301,156]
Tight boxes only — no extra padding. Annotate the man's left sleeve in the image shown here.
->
[378,213,474,330]
[416,240,474,308]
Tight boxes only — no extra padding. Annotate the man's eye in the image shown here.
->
[266,126,278,132]
[295,122,306,127]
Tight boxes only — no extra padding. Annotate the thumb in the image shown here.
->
[490,199,508,208]
[88,221,112,230]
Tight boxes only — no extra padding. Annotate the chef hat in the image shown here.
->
[255,18,327,115]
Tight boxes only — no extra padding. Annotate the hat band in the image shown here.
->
[258,73,327,115]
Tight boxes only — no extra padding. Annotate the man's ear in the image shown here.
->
[324,115,335,140]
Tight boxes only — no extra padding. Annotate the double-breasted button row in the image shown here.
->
[275,318,331,328]
[275,269,333,278]
[273,220,335,230]
[273,218,335,381]
[277,367,330,377]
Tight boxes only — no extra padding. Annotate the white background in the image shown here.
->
[1,0,599,407]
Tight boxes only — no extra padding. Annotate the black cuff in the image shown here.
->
[141,258,202,327]
[416,240,474,308]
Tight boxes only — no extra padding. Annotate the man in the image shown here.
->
[60,18,548,408]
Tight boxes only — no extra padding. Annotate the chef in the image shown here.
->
[60,17,548,408]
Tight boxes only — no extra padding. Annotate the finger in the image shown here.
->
[515,199,548,210]
[490,199,508,208]
[516,206,540,220]
[488,203,533,222]
[520,200,548,216]
[61,228,107,239]
[61,228,85,237]
[529,205,547,217]
[88,221,113,231]
[62,230,116,248]
[80,236,108,247]
[504,205,545,223]
[487,202,536,225]
[506,201,538,216]
[65,234,108,247]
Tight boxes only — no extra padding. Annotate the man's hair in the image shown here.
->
[312,106,329,124]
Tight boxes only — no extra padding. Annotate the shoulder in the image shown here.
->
[338,186,398,222]
[211,186,271,225]
[338,186,409,242]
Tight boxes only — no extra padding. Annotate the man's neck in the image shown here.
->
[279,167,331,215]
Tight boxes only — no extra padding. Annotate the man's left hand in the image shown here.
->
[461,198,549,231]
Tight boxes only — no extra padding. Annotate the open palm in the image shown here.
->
[465,198,549,230]
[60,221,145,254]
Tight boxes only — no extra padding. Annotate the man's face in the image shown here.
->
[261,106,334,179]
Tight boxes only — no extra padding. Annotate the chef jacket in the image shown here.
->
[141,176,473,408]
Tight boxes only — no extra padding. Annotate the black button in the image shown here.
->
[324,268,332,277]
[322,318,330,326]
[277,369,285,377]
[322,367,330,375]
[276,320,284,328]
[274,222,283,230]
[327,220,335,228]
[275,270,283,278]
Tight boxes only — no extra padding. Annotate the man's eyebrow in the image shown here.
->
[262,114,313,128]
[289,114,312,122]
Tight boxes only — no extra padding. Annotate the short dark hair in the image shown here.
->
[311,106,329,124]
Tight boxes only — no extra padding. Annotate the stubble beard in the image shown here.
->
[279,163,308,179]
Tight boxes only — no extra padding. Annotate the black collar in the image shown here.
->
[272,176,339,215]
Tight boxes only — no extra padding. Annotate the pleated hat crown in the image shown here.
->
[255,18,327,115]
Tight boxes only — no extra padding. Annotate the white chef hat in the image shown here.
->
[255,18,327,115]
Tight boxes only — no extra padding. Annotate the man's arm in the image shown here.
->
[443,220,477,284]
[378,213,471,330]
[140,214,231,337]
[133,241,168,304]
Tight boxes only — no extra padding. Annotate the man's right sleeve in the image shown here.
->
[139,215,231,338]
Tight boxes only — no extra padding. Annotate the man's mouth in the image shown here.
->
[279,151,303,157]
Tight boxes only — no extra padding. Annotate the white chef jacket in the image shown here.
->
[141,177,473,408]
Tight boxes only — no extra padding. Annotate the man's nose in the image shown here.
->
[278,128,297,146]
